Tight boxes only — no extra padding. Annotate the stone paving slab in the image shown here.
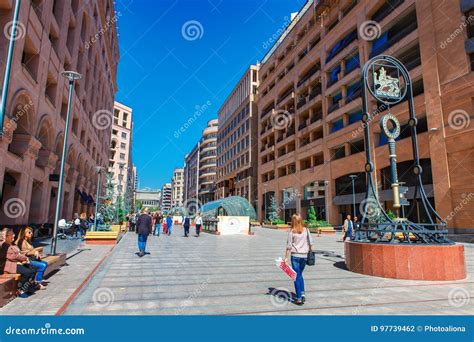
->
[63,227,473,315]
[0,239,113,316]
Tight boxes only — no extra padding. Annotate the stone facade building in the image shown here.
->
[184,119,219,209]
[0,0,119,225]
[256,0,473,230]
[171,167,184,208]
[216,66,259,209]
[108,101,133,208]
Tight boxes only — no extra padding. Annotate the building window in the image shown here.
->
[121,132,127,139]
[120,153,125,160]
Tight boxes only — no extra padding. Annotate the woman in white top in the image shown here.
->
[194,213,203,237]
[284,214,313,305]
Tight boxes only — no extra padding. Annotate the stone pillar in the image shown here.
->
[37,152,59,223]
[0,118,17,195]
[415,0,453,226]
[17,136,41,225]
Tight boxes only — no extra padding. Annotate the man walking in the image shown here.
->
[136,208,152,257]
[183,215,190,237]
[153,212,163,236]
[166,215,173,236]
[342,214,353,241]
[195,212,203,237]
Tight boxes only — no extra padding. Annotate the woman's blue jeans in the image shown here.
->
[153,224,161,236]
[291,256,306,300]
[29,260,48,282]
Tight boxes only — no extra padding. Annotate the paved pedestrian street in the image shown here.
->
[62,228,473,315]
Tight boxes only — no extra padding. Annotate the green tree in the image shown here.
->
[308,205,317,223]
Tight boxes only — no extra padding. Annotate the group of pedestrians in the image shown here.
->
[133,208,204,257]
[342,214,360,241]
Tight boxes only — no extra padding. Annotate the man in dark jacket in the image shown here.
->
[136,208,152,257]
[183,215,190,237]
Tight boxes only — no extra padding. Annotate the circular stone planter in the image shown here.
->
[345,241,466,281]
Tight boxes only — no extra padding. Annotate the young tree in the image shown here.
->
[268,195,280,222]
[308,205,317,223]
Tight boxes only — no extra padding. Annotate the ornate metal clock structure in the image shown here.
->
[357,55,450,244]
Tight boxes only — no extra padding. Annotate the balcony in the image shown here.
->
[297,96,307,109]
[344,54,359,76]
[326,29,358,63]
[297,63,320,88]
[298,119,308,131]
[276,87,294,105]
[371,0,404,23]
[309,85,322,100]
[260,106,274,119]
[370,9,417,58]
[310,111,323,124]
[345,82,362,104]
[328,101,341,114]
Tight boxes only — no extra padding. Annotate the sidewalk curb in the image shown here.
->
[55,234,124,315]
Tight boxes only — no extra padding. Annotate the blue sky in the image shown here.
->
[114,0,306,189]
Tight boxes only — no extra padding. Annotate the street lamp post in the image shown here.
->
[349,174,357,217]
[0,0,22,136]
[50,71,82,255]
[263,183,268,223]
[94,166,103,232]
[116,162,125,224]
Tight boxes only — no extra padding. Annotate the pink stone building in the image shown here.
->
[0,0,119,226]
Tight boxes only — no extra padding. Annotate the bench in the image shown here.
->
[0,253,66,308]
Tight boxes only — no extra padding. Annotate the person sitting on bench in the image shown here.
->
[16,226,49,286]
[0,228,42,298]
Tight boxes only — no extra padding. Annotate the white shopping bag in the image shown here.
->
[275,257,297,281]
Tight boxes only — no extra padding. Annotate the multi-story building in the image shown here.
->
[184,148,199,206]
[256,0,473,231]
[135,188,161,210]
[197,119,218,204]
[108,101,133,207]
[216,66,259,208]
[0,0,119,225]
[171,168,184,208]
[161,183,172,211]
[184,119,219,208]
